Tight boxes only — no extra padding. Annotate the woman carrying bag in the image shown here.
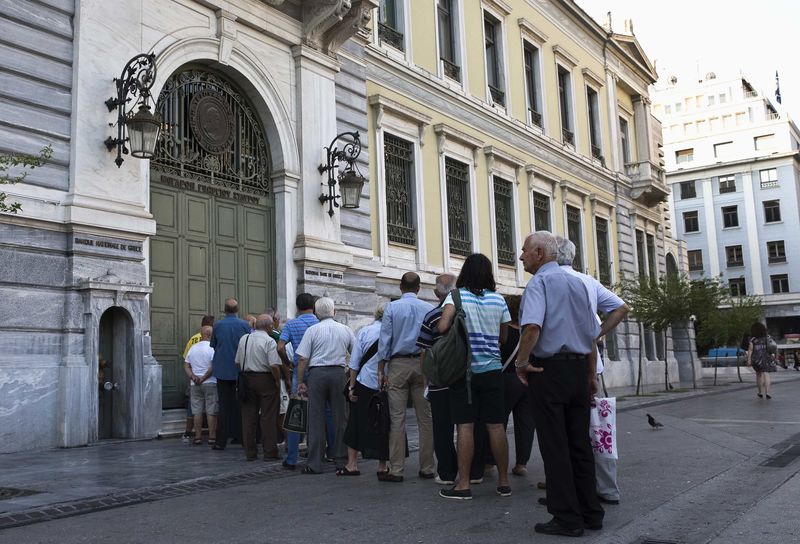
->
[747,322,778,399]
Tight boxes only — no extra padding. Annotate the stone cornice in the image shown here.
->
[517,17,549,45]
[552,45,579,69]
[434,123,485,150]
[483,0,513,17]
[582,67,604,88]
[369,94,433,127]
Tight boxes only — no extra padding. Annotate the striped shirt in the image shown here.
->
[443,288,510,374]
[279,313,319,366]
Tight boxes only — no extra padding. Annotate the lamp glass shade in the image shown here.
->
[338,171,365,209]
[127,104,162,159]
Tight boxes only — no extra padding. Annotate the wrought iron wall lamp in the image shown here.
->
[318,131,366,217]
[104,53,162,167]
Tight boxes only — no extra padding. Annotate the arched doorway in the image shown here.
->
[149,67,276,408]
[666,253,679,277]
[98,307,135,439]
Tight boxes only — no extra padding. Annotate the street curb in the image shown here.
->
[615,374,800,413]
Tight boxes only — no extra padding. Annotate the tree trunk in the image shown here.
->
[687,325,697,390]
[636,322,644,396]
[736,352,743,382]
[713,352,719,385]
[663,329,670,392]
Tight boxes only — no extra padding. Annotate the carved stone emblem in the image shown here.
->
[189,90,235,154]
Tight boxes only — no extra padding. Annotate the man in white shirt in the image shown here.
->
[184,326,217,446]
[235,314,283,462]
[297,297,356,474]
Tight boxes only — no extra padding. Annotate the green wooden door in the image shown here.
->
[150,182,275,408]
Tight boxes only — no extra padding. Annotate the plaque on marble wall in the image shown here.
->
[303,266,345,284]
[70,235,143,257]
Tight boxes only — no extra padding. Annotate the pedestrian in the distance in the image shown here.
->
[437,253,512,500]
[747,322,777,399]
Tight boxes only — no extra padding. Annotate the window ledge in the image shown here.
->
[722,226,741,230]
[764,221,783,225]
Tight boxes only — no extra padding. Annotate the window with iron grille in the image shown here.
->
[635,230,646,277]
[760,168,778,188]
[484,13,504,105]
[533,192,551,232]
[771,274,789,294]
[688,249,703,271]
[722,205,739,228]
[524,43,542,127]
[558,66,573,145]
[383,133,416,245]
[646,233,657,279]
[494,177,515,265]
[719,175,736,194]
[445,157,471,256]
[683,211,699,233]
[595,217,611,286]
[729,277,747,297]
[438,0,460,81]
[726,245,744,267]
[587,87,602,160]
[680,180,696,199]
[378,0,404,51]
[566,205,583,271]
[767,240,786,263]
[764,200,781,223]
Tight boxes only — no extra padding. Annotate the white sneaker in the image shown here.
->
[435,475,455,485]
[181,434,190,444]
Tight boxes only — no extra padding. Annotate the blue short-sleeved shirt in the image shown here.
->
[279,313,320,366]
[443,288,511,374]
[520,261,599,358]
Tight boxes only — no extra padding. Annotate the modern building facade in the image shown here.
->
[653,73,800,342]
[0,0,687,454]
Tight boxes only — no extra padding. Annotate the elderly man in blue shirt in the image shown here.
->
[377,272,435,482]
[514,231,604,538]
[210,297,252,450]
[556,235,629,507]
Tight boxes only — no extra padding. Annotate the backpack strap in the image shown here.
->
[355,339,379,378]
[451,288,463,313]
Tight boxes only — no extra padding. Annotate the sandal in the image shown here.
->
[301,466,321,475]
[336,467,361,476]
[208,439,217,446]
[193,438,203,446]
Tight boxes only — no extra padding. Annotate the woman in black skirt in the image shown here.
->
[340,303,389,476]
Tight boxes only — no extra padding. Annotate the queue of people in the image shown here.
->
[180,229,630,538]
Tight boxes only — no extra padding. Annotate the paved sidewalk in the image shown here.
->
[0,371,798,532]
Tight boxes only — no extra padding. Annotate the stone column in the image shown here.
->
[632,95,651,164]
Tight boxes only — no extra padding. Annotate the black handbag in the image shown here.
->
[367,388,390,436]
[236,335,250,402]
[283,397,308,433]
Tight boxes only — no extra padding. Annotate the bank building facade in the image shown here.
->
[0,0,692,454]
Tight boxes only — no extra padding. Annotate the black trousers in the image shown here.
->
[530,358,603,529]
[216,379,242,448]
[428,388,484,482]
[480,372,535,467]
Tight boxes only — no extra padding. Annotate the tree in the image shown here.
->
[0,145,53,214]
[620,273,697,393]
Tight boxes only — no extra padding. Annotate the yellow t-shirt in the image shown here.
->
[182,332,202,359]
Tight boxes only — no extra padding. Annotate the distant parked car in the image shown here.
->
[707,347,745,358]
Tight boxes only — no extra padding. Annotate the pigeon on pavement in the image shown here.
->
[647,413,663,430]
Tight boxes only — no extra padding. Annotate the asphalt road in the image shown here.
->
[2,380,799,544]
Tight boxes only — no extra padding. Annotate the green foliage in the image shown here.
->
[618,273,695,333]
[0,145,53,214]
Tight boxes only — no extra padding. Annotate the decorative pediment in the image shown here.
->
[611,33,657,81]
[303,0,379,54]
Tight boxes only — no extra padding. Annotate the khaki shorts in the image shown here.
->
[190,383,219,415]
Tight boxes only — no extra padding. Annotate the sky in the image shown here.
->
[577,0,800,122]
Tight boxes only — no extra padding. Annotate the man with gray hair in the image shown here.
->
[235,314,283,461]
[555,235,628,506]
[296,297,356,474]
[515,231,603,537]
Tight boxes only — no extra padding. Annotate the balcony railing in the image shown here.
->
[488,85,505,106]
[529,108,542,128]
[688,263,704,272]
[761,180,779,189]
[378,23,404,51]
[625,160,669,207]
[562,128,574,146]
[727,260,744,268]
[768,255,787,264]
[591,144,603,161]
[441,58,461,82]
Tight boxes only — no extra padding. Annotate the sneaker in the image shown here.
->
[181,434,190,444]
[469,478,483,484]
[439,487,473,500]
[435,476,455,485]
[496,485,512,497]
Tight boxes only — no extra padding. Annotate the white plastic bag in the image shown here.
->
[279,379,290,415]
[590,397,617,459]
